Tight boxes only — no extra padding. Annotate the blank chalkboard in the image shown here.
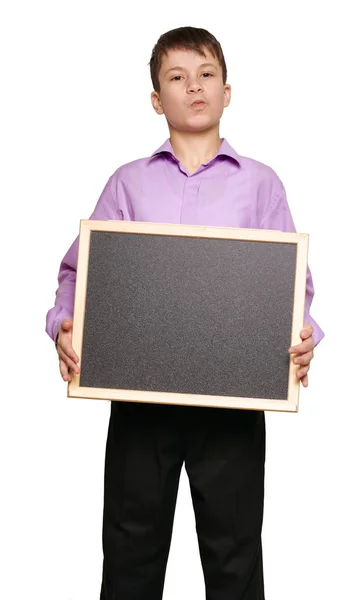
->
[68,220,308,412]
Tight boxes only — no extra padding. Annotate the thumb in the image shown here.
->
[301,324,314,339]
[61,319,73,331]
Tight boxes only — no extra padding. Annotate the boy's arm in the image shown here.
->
[46,236,79,344]
[259,177,324,346]
[45,174,123,344]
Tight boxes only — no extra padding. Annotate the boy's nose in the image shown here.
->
[187,80,203,93]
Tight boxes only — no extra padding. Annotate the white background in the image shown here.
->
[1,1,355,598]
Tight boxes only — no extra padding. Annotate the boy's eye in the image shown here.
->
[171,73,213,81]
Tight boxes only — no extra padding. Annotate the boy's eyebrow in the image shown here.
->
[164,62,218,76]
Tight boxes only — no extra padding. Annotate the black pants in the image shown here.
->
[99,401,266,600]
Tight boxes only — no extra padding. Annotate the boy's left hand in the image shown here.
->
[288,324,315,388]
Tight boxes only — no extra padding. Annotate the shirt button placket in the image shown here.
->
[180,174,201,225]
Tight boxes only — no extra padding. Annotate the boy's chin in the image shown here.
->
[170,119,218,134]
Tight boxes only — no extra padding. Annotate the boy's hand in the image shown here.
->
[56,319,80,383]
[288,324,315,388]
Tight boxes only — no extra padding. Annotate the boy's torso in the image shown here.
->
[110,138,282,230]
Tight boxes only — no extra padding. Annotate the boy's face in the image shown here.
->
[151,47,231,133]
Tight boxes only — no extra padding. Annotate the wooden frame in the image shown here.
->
[68,220,308,412]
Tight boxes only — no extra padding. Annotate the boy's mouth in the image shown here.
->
[191,101,206,109]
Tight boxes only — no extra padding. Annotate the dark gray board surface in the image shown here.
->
[79,231,297,400]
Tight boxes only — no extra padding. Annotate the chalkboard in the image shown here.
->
[68,220,308,412]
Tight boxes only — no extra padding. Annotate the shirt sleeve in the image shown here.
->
[259,177,324,346]
[45,173,123,343]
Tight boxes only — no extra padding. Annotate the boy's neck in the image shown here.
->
[169,127,222,175]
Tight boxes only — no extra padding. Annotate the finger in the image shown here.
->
[296,364,310,379]
[57,340,80,364]
[293,350,314,366]
[301,373,309,388]
[59,359,72,382]
[289,325,315,354]
[289,337,315,354]
[57,346,80,374]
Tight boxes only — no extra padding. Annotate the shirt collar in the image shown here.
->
[149,138,241,166]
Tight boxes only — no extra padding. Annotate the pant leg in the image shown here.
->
[184,406,266,600]
[100,401,184,600]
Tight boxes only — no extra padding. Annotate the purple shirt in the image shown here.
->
[46,138,324,345]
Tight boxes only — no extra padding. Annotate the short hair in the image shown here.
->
[149,26,227,92]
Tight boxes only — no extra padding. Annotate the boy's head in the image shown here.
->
[149,27,231,134]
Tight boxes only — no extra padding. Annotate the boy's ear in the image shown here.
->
[151,91,164,115]
[224,84,231,108]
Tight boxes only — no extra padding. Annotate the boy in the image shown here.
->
[46,26,323,600]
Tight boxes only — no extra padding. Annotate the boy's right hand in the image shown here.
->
[56,319,80,383]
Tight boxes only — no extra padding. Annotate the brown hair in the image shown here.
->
[149,26,227,92]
